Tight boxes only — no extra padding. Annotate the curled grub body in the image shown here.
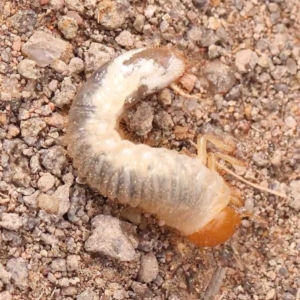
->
[67,47,239,247]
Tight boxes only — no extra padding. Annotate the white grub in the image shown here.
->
[66,47,231,238]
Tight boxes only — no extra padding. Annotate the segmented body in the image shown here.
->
[66,47,231,236]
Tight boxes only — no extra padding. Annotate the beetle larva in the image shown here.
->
[66,47,265,247]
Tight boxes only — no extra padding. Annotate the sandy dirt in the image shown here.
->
[0,0,299,299]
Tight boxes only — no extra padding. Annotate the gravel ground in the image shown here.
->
[0,0,300,299]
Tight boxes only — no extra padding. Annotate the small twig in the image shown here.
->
[296,288,300,300]
[170,83,204,100]
[190,139,287,199]
[216,291,227,300]
[0,198,9,204]
[250,125,263,133]
[203,266,227,300]
[37,291,44,300]
[49,288,58,300]
[291,85,300,91]
[231,244,245,271]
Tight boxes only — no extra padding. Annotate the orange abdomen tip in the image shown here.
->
[187,207,241,248]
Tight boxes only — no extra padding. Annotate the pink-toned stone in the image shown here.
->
[66,11,83,25]
[12,37,21,51]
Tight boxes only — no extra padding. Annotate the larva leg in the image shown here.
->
[197,134,208,166]
[197,135,245,206]
[229,189,244,207]
[170,83,203,100]
[208,152,244,207]
[197,134,287,198]
[197,134,237,155]
[207,152,216,171]
[240,211,267,226]
[214,152,246,168]
[196,134,243,167]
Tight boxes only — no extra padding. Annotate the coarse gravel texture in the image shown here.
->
[0,0,300,299]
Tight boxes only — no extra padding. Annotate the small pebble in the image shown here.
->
[271,66,287,79]
[192,0,208,8]
[22,31,68,67]
[17,59,40,79]
[200,29,220,47]
[271,149,282,166]
[0,264,11,284]
[65,0,84,13]
[69,57,84,74]
[203,61,236,94]
[207,17,221,30]
[66,11,83,25]
[37,173,56,192]
[84,215,138,261]
[0,291,12,300]
[158,88,172,105]
[289,180,300,211]
[144,5,157,19]
[8,10,37,33]
[51,258,67,273]
[115,31,134,48]
[96,1,126,30]
[6,125,20,139]
[252,152,269,167]
[126,102,154,136]
[154,111,174,130]
[58,16,79,40]
[286,58,297,74]
[52,77,77,107]
[51,59,68,74]
[0,213,23,231]
[84,43,115,73]
[187,26,202,43]
[76,289,99,300]
[20,118,47,137]
[6,258,28,290]
[133,15,145,32]
[49,0,64,10]
[62,286,78,296]
[138,253,159,283]
[40,250,48,257]
[40,146,68,176]
[120,207,142,225]
[257,54,271,68]
[265,289,276,300]
[38,193,59,213]
[208,44,223,59]
[284,116,296,128]
[67,255,80,272]
[235,49,258,73]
